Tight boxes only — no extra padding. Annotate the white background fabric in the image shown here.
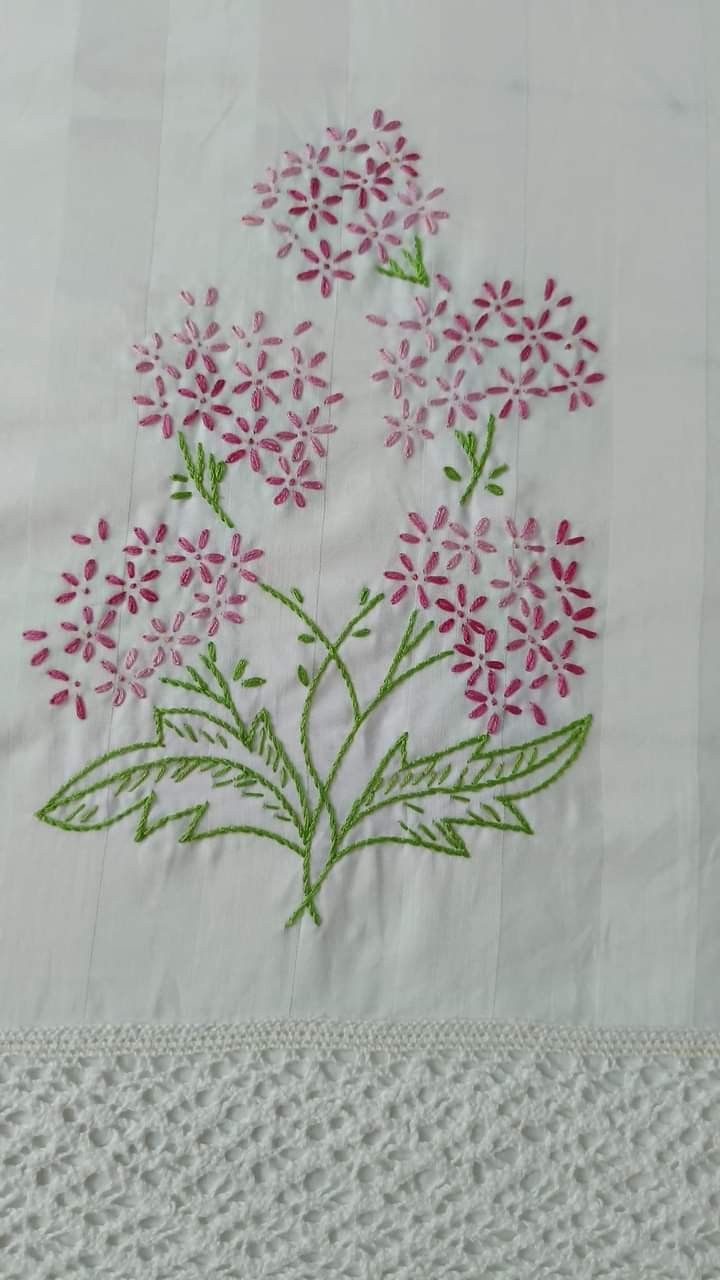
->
[2,0,720,1030]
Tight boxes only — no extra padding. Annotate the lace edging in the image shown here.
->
[1,1018,719,1060]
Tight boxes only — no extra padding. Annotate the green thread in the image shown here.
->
[376,235,430,286]
[442,415,510,504]
[37,584,593,929]
[440,417,507,501]
[174,435,234,528]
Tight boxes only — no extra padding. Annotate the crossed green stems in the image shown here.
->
[258,583,451,926]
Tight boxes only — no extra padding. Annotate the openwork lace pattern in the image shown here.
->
[1,1021,719,1278]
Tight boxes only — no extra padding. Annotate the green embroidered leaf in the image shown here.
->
[241,676,266,688]
[297,665,310,687]
[485,483,504,496]
[290,587,304,604]
[232,658,248,682]
[352,628,371,638]
[346,716,592,856]
[489,464,509,479]
[444,466,462,482]
[359,587,370,605]
[37,705,309,848]
[298,633,315,644]
[456,431,477,460]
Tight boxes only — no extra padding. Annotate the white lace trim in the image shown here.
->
[1,1017,720,1058]
[1,1021,719,1277]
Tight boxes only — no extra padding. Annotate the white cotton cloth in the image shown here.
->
[1,0,719,1034]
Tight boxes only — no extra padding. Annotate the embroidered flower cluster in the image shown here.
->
[242,108,448,296]
[23,518,263,719]
[368,274,605,461]
[133,289,343,510]
[386,510,595,731]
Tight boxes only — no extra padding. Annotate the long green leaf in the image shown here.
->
[344,716,592,854]
[36,705,308,851]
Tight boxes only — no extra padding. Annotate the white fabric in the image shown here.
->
[1,1021,720,1277]
[1,0,720,1032]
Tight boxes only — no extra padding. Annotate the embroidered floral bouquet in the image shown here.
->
[24,108,603,927]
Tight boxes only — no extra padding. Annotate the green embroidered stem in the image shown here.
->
[286,712,593,926]
[286,611,453,925]
[260,583,385,925]
[376,235,430,286]
[173,434,234,528]
[443,415,509,504]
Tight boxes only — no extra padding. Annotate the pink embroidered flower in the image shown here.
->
[397,291,450,353]
[222,416,281,471]
[505,517,545,555]
[297,239,354,298]
[178,372,231,431]
[490,559,545,610]
[371,107,402,134]
[47,667,90,720]
[277,405,337,459]
[243,167,281,222]
[555,519,585,548]
[542,277,573,312]
[325,125,369,157]
[123,523,168,560]
[549,555,597,637]
[441,516,497,573]
[227,532,264,583]
[266,455,323,509]
[398,507,451,550]
[165,529,225,587]
[505,308,563,363]
[342,156,393,208]
[563,314,599,357]
[143,612,200,667]
[55,520,109,605]
[527,638,586,698]
[375,133,421,179]
[192,574,247,636]
[384,399,434,458]
[550,359,604,412]
[233,348,289,412]
[506,605,561,674]
[60,606,117,662]
[23,629,50,668]
[105,561,161,614]
[95,648,155,706]
[434,584,488,643]
[430,368,485,428]
[452,630,504,687]
[465,671,523,732]
[473,280,524,328]
[487,366,546,420]
[347,210,401,263]
[287,177,342,230]
[173,289,229,373]
[132,332,164,374]
[384,550,448,609]
[288,329,328,400]
[231,310,283,353]
[56,555,100,605]
[397,182,449,234]
[281,144,339,181]
[372,338,427,399]
[272,220,303,261]
[443,312,497,365]
[134,373,176,438]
